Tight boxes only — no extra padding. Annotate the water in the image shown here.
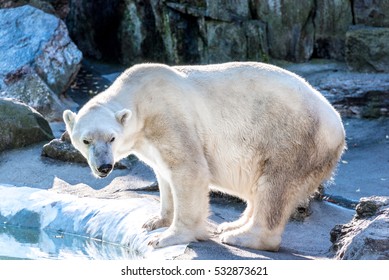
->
[0,225,139,260]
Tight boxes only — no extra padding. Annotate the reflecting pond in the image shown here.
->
[0,225,140,260]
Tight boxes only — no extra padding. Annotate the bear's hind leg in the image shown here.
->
[220,176,304,251]
[217,201,253,233]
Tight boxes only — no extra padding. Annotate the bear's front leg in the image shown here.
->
[143,175,173,230]
[148,165,210,248]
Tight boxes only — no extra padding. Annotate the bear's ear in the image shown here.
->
[115,109,132,126]
[63,110,76,132]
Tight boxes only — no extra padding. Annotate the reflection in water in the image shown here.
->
[0,225,139,260]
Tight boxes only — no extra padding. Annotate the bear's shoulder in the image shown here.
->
[123,63,183,80]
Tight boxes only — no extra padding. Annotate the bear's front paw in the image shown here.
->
[148,234,164,248]
[220,230,281,252]
[217,221,238,233]
[143,215,171,231]
[220,230,259,249]
[147,229,197,248]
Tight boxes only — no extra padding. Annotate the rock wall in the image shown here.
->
[62,0,386,68]
[3,1,388,71]
[60,0,352,64]
[313,0,353,60]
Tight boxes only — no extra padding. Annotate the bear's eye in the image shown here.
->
[110,137,115,143]
[83,139,90,145]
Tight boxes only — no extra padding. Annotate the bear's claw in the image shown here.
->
[143,216,170,231]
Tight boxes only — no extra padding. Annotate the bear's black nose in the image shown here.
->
[98,164,113,175]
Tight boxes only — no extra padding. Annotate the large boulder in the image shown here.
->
[0,98,54,152]
[353,0,389,27]
[41,132,86,164]
[0,5,82,120]
[330,196,389,260]
[0,0,69,19]
[345,27,389,73]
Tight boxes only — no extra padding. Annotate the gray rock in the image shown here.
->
[353,0,389,27]
[345,27,389,73]
[0,0,69,19]
[145,1,269,65]
[356,197,389,219]
[205,20,268,63]
[0,5,82,120]
[330,196,389,260]
[205,0,249,21]
[0,98,54,152]
[154,3,203,65]
[314,0,353,60]
[42,136,87,164]
[250,0,316,62]
[0,72,70,121]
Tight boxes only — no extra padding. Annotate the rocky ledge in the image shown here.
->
[330,196,389,260]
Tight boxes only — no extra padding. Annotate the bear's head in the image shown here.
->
[63,106,132,178]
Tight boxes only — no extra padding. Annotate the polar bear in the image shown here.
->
[63,62,345,251]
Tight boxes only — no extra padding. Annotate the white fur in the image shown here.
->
[64,62,345,251]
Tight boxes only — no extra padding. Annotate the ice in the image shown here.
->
[0,184,186,259]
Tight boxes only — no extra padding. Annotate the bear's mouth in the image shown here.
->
[93,163,114,178]
[93,170,110,178]
[97,172,109,178]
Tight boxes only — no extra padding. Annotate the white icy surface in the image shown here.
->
[0,184,186,260]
